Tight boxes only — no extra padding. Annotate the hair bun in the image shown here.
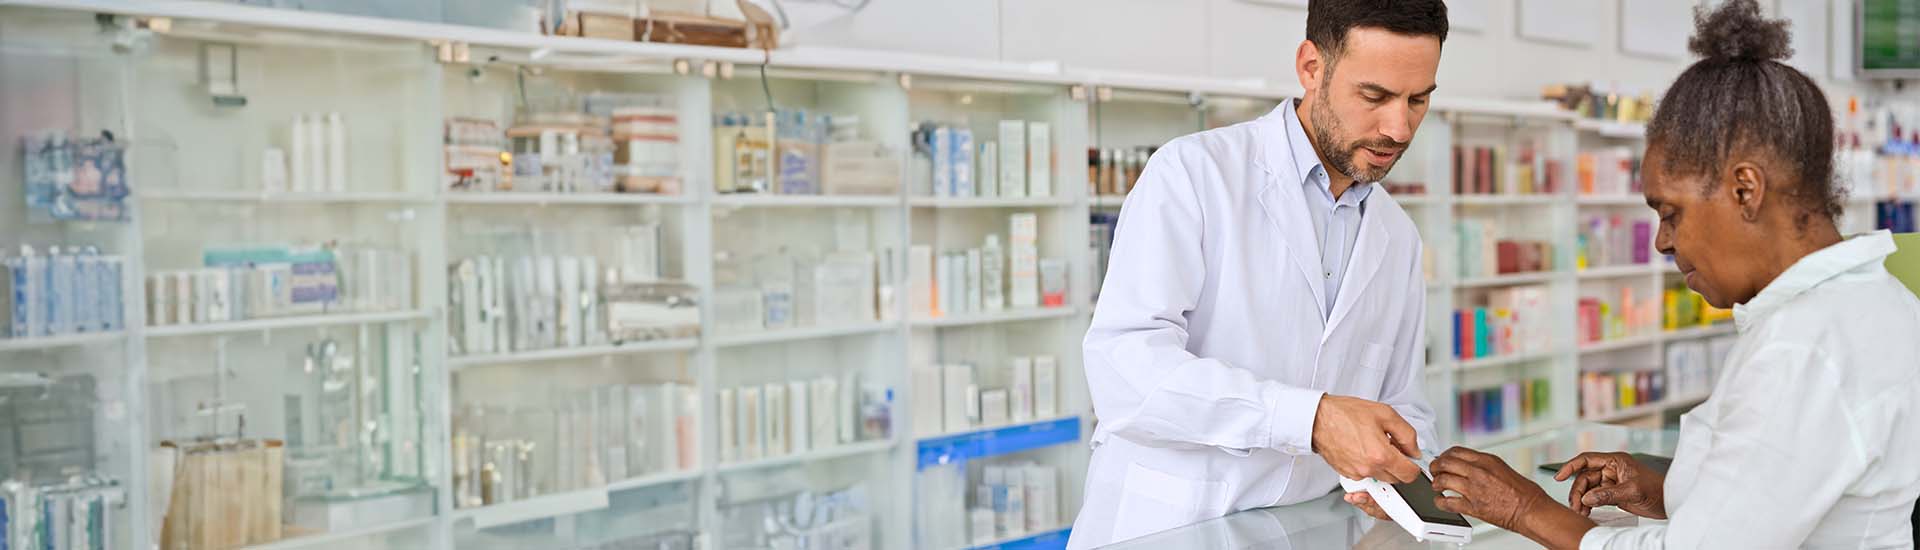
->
[1687,0,1792,61]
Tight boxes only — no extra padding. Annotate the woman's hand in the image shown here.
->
[1554,452,1667,519]
[1429,447,1598,550]
[1428,446,1557,531]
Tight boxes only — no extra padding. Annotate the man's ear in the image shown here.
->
[1296,40,1324,95]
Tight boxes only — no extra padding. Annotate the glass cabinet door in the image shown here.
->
[2,8,147,550]
[127,16,443,550]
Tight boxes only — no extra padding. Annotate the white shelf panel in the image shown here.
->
[713,321,899,348]
[1393,195,1436,207]
[142,190,434,204]
[1456,271,1560,288]
[1573,119,1649,140]
[1575,195,1647,206]
[1577,333,1661,354]
[909,196,1074,208]
[446,192,692,206]
[0,332,126,353]
[910,307,1076,328]
[1576,264,1656,279]
[452,469,699,529]
[1433,97,1574,120]
[1091,195,1126,208]
[1461,419,1572,449]
[453,488,612,529]
[712,194,900,208]
[1662,324,1734,342]
[145,310,433,338]
[239,517,435,550]
[1454,194,1559,206]
[716,439,896,474]
[605,468,704,493]
[449,338,700,370]
[1451,349,1559,372]
[1583,391,1711,424]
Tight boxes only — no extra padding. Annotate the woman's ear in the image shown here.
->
[1729,161,1767,222]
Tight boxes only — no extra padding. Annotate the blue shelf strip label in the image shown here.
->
[968,527,1072,550]
[916,416,1082,470]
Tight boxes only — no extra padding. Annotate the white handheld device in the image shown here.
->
[1340,472,1473,544]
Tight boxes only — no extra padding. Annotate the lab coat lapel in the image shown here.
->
[1252,116,1328,320]
[1325,200,1390,338]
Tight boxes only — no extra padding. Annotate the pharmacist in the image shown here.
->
[1068,1,1450,548]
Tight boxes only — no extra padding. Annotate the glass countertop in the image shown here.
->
[1100,423,1681,549]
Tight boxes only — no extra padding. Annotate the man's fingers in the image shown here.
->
[1381,413,1422,458]
[1346,492,1389,520]
[1381,455,1422,483]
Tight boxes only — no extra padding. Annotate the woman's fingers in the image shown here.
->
[1554,454,1597,481]
[1567,470,1594,515]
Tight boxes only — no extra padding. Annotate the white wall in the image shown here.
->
[784,0,1876,104]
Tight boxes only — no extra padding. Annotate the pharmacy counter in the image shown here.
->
[1101,424,1682,550]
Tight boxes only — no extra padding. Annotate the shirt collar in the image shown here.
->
[1733,230,1900,333]
[1281,98,1373,206]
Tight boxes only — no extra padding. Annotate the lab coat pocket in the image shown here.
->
[1337,342,1394,401]
[1110,462,1229,543]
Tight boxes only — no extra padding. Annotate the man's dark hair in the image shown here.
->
[1646,0,1840,226]
[1305,0,1450,69]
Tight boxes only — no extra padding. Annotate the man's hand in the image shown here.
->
[1343,491,1392,521]
[1554,452,1667,519]
[1312,394,1422,483]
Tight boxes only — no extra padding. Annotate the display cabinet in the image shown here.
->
[901,75,1090,550]
[704,66,910,550]
[125,14,443,550]
[436,52,707,548]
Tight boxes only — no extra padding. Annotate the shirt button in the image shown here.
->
[1325,272,1333,278]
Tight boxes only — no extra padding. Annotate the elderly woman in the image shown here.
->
[1417,1,1920,548]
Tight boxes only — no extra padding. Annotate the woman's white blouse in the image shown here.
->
[1581,231,1920,549]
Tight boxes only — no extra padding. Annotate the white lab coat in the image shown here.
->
[1069,106,1437,549]
[1580,231,1920,549]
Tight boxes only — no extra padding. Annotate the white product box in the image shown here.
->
[965,248,983,313]
[718,388,737,462]
[932,126,954,197]
[953,127,975,197]
[788,380,810,453]
[998,121,1027,198]
[1034,355,1058,417]
[1010,243,1039,308]
[1010,357,1034,422]
[943,364,974,433]
[740,386,764,460]
[838,371,860,444]
[980,389,1009,427]
[1026,122,1051,197]
[1009,212,1038,244]
[912,365,945,437]
[979,141,1000,198]
[765,383,788,457]
[909,245,934,318]
[810,377,839,449]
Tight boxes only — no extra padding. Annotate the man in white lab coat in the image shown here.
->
[1069,1,1449,547]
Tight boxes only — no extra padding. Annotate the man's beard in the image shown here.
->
[1308,88,1407,184]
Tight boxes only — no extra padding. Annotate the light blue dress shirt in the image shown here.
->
[1281,100,1372,320]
